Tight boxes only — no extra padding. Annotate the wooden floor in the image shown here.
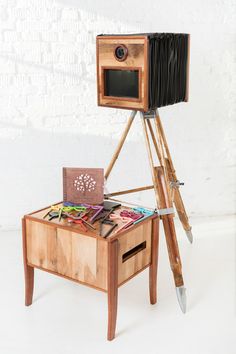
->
[0,216,235,354]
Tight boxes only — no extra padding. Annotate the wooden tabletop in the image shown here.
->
[24,202,158,242]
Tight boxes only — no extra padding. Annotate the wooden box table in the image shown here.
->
[22,203,159,340]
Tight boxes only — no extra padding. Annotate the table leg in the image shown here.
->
[22,217,34,306]
[107,239,118,341]
[149,217,159,304]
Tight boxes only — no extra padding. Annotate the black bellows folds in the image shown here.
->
[148,33,188,109]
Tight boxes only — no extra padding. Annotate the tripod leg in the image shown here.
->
[155,167,186,313]
[154,111,175,172]
[141,115,186,313]
[149,217,159,304]
[165,158,193,243]
[105,111,136,180]
[155,112,193,243]
[146,119,162,164]
[141,117,161,206]
[147,118,172,203]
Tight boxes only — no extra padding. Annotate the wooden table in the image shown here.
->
[22,203,159,340]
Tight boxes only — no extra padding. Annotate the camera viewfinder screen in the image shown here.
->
[104,69,139,99]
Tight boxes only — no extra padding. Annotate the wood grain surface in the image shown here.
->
[26,219,108,290]
[117,220,152,285]
[97,35,148,111]
[107,239,118,340]
[22,217,34,306]
[25,214,155,291]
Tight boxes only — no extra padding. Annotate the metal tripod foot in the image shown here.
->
[185,229,193,243]
[176,286,187,313]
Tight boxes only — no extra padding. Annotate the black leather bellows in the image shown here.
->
[148,33,189,109]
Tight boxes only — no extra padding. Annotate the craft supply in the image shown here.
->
[48,211,60,221]
[63,202,81,207]
[100,209,114,223]
[63,212,96,230]
[62,205,87,213]
[103,200,121,211]
[99,218,118,237]
[99,209,118,236]
[109,213,134,233]
[67,217,88,232]
[81,203,104,222]
[58,207,63,222]
[43,205,61,219]
[91,209,112,224]
[103,222,118,238]
[105,197,155,212]
[120,209,144,222]
[43,210,51,219]
[132,207,154,224]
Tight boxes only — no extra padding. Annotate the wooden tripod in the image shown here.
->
[104,109,193,313]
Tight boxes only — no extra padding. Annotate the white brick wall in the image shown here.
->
[0,0,235,229]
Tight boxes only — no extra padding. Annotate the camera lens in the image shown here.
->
[114,45,128,61]
[116,47,124,59]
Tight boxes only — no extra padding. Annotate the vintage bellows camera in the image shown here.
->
[96,33,190,112]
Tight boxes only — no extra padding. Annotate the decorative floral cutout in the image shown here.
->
[74,173,96,195]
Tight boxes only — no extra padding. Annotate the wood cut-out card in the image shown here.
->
[63,168,104,205]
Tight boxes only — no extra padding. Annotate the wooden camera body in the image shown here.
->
[96,33,190,112]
